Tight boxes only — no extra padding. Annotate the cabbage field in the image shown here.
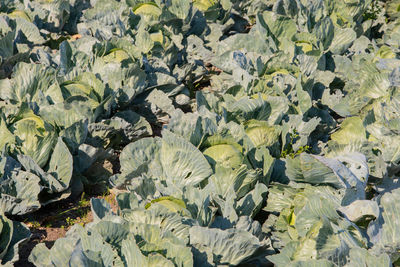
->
[0,0,399,266]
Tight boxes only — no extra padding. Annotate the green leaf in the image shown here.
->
[329,28,356,54]
[331,117,366,145]
[168,0,190,19]
[295,76,312,114]
[161,130,213,187]
[121,236,147,267]
[48,137,73,191]
[190,226,264,266]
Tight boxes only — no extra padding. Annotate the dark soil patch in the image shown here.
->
[13,169,118,266]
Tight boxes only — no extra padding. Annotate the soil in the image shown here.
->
[13,158,119,267]
[13,96,172,266]
[17,228,67,267]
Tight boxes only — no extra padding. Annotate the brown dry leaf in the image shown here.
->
[70,34,82,41]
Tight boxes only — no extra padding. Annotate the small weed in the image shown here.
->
[104,194,114,206]
[65,217,76,226]
[363,0,382,20]
[101,187,111,197]
[281,130,311,158]
[78,192,90,207]
[30,221,41,229]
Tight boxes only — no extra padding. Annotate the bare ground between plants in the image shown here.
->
[15,191,119,267]
[14,158,119,267]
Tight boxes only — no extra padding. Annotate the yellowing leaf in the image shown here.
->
[331,117,366,145]
[133,2,162,17]
[295,41,313,53]
[103,49,130,63]
[62,82,92,96]
[14,109,45,130]
[193,0,218,11]
[289,211,296,226]
[8,10,31,22]
[145,196,189,215]
[150,31,164,45]
[375,45,396,60]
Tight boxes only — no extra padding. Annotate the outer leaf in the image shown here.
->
[368,188,400,262]
[48,137,73,191]
[161,130,212,187]
[189,226,264,266]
